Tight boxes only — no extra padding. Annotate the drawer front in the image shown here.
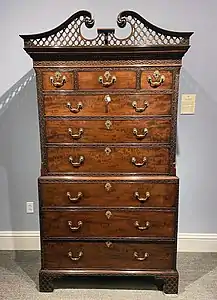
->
[39,181,178,208]
[43,241,174,270]
[141,70,173,90]
[78,71,136,90]
[42,71,74,90]
[44,94,172,116]
[42,210,175,238]
[45,119,171,144]
[46,147,170,174]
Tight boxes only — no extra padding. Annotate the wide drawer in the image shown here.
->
[39,177,178,208]
[141,70,173,90]
[43,94,172,116]
[43,241,175,270]
[42,210,175,238]
[46,146,170,174]
[45,119,171,144]
[78,70,136,90]
[42,71,74,90]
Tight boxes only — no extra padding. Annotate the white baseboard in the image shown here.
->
[0,231,40,250]
[0,232,217,252]
[178,233,217,252]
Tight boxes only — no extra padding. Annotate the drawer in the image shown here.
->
[39,177,178,208]
[42,210,175,238]
[78,71,136,90]
[42,71,74,90]
[45,119,171,144]
[141,70,173,90]
[46,146,170,174]
[43,94,172,116]
[43,241,175,270]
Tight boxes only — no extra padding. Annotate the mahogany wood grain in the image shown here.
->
[141,71,173,90]
[42,210,175,238]
[43,241,174,270]
[78,71,136,89]
[46,147,170,173]
[45,119,171,144]
[39,180,178,207]
[42,71,74,90]
[43,94,172,116]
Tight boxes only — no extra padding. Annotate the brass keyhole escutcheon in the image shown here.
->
[105,147,112,155]
[105,120,112,130]
[105,241,113,248]
[105,210,112,219]
[105,182,112,192]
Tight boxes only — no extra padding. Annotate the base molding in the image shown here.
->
[39,269,179,294]
[0,232,217,252]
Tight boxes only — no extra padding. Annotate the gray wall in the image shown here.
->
[0,0,217,233]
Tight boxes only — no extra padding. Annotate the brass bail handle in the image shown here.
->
[132,100,149,113]
[147,70,165,88]
[134,220,150,231]
[133,128,148,140]
[134,191,150,202]
[67,102,83,113]
[99,71,116,87]
[68,250,83,261]
[68,220,83,231]
[131,157,147,167]
[134,252,149,261]
[68,128,84,140]
[68,156,85,168]
[50,71,66,88]
[67,192,83,202]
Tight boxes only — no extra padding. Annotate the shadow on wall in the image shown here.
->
[177,67,217,233]
[0,69,40,238]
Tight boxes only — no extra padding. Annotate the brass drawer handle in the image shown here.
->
[134,220,150,230]
[69,156,84,168]
[134,252,149,261]
[132,100,149,113]
[68,128,84,140]
[50,71,66,88]
[133,128,148,140]
[134,191,150,202]
[131,157,147,167]
[68,220,83,231]
[148,70,165,88]
[67,191,83,202]
[99,71,116,87]
[67,102,83,113]
[68,250,83,261]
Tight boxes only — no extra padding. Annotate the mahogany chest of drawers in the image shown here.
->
[20,10,192,294]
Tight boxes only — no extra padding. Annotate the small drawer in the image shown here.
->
[42,210,175,238]
[43,94,172,116]
[141,70,173,90]
[78,70,136,90]
[39,177,178,208]
[46,146,170,174]
[43,241,175,270]
[42,71,74,90]
[45,119,171,144]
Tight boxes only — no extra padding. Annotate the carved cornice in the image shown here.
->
[20,10,193,61]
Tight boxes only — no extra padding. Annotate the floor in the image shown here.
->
[0,251,217,299]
